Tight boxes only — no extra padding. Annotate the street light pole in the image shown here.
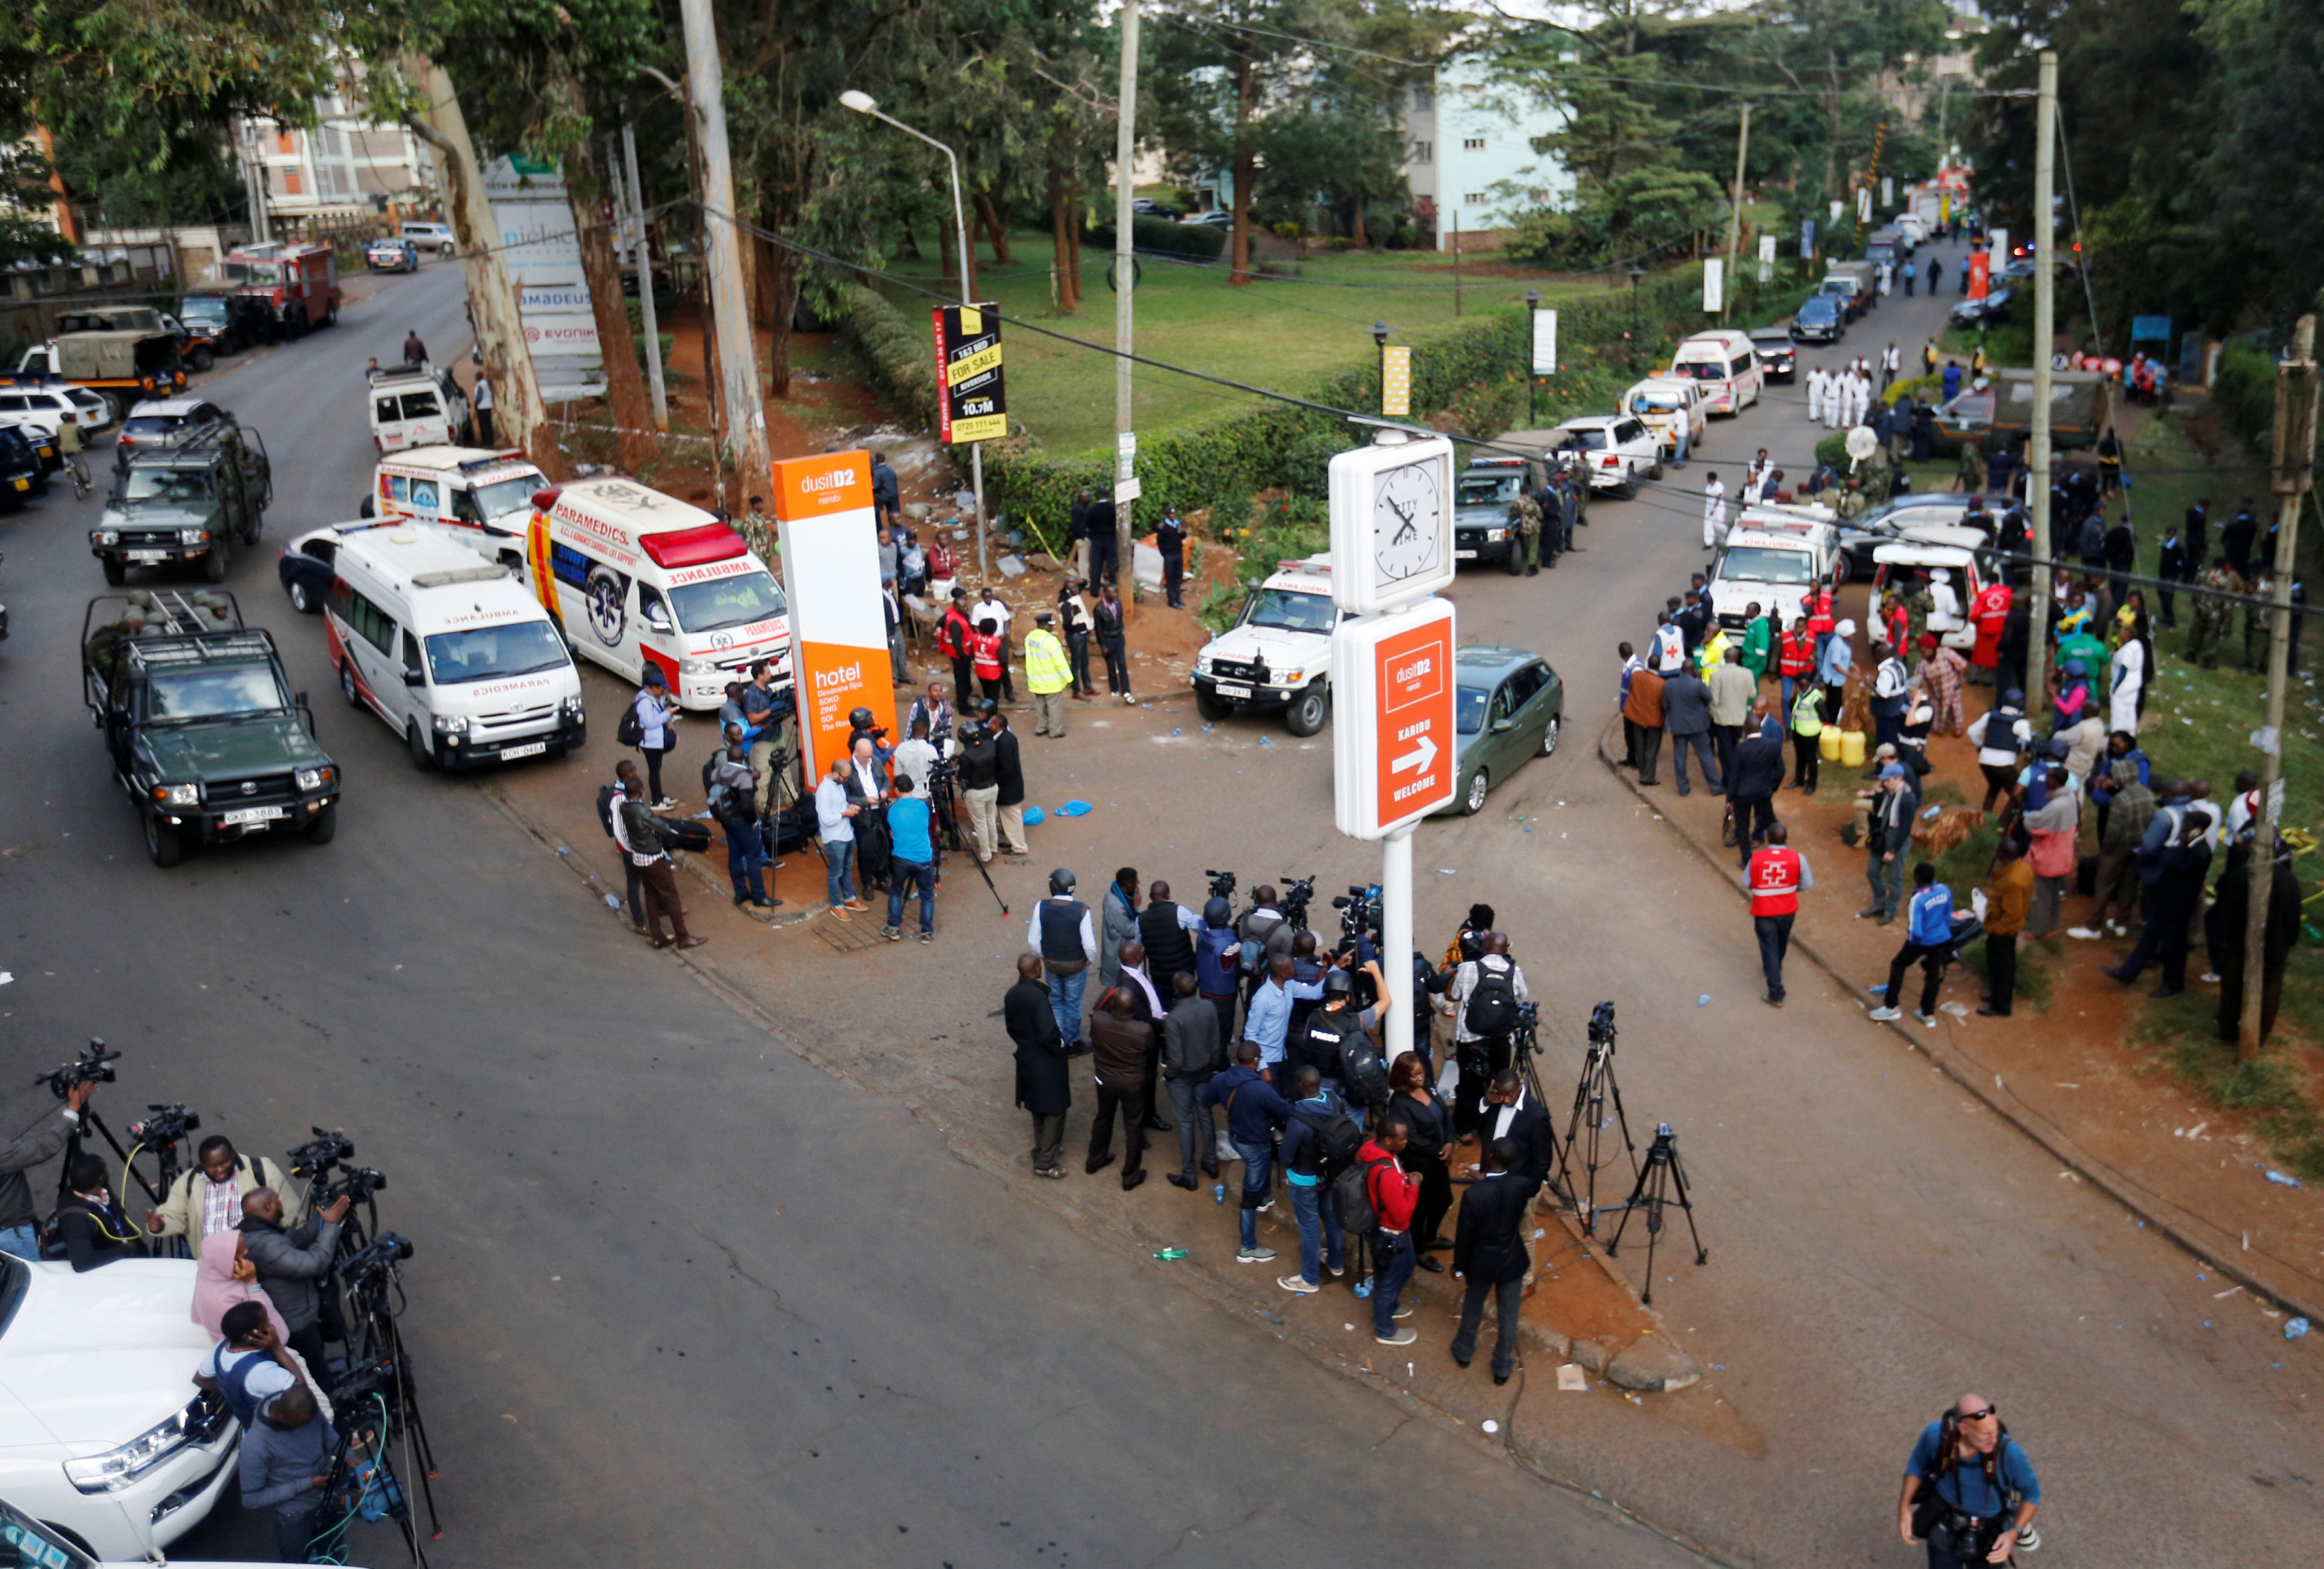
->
[841,90,987,579]
[1525,289,1540,426]
[1372,319,1390,414]
[1114,0,1139,614]
[1627,264,1645,372]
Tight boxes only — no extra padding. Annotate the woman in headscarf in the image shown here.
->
[1914,632,1969,736]
[192,1231,333,1414]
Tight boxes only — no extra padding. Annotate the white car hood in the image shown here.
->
[0,1261,210,1447]
[1205,623,1327,669]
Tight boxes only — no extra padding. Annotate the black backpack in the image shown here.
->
[615,698,645,749]
[1465,960,1521,1036]
[1334,1154,1391,1235]
[1291,1103,1365,1181]
[595,783,621,838]
[1339,1034,1390,1110]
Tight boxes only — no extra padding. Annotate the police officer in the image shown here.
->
[1156,504,1187,608]
[1023,611,1074,738]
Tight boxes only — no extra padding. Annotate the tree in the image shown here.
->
[1734,0,1946,205]
[1149,0,1309,284]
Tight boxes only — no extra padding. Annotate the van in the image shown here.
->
[1707,505,1839,628]
[325,525,586,770]
[367,362,471,454]
[1865,227,1906,266]
[1870,542,1987,653]
[525,476,795,710]
[1667,329,1764,416]
[363,446,548,537]
[1619,377,1708,459]
[398,222,457,256]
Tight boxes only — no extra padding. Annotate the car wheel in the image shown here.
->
[145,813,184,868]
[1194,689,1232,722]
[408,723,437,772]
[1649,459,1665,481]
[340,661,363,708]
[101,556,125,586]
[325,301,339,326]
[189,346,214,372]
[1619,469,1639,501]
[1540,714,1562,757]
[1463,767,1490,815]
[287,577,312,614]
[1285,685,1329,737]
[202,541,229,583]
[303,802,338,844]
[1503,546,1523,576]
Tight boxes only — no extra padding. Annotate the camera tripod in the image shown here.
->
[336,1276,442,1546]
[1552,1007,1640,1237]
[1601,1123,1708,1306]
[307,1380,431,1566]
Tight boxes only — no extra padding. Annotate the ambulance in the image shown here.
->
[525,476,793,710]
[323,525,586,770]
[362,446,548,540]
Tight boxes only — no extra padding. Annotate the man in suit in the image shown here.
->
[1007,955,1070,1180]
[1085,990,1153,1191]
[1467,1069,1555,1189]
[1450,1137,1540,1383]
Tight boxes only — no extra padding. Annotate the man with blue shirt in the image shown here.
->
[1242,952,1327,1081]
[882,774,937,942]
[1275,1066,1351,1295]
[1899,1393,2041,1566]
[1201,1042,1292,1264]
[1817,618,1856,718]
[1871,863,1969,1025]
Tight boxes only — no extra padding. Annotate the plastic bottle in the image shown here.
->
[1153,1247,1187,1262]
[1212,1183,1226,1204]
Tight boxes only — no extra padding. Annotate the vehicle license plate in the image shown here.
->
[1212,683,1252,701]
[499,740,548,760]
[221,806,286,827]
[127,550,169,562]
[12,477,29,491]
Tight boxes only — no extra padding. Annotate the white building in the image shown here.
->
[234,83,434,231]
[1402,54,1572,252]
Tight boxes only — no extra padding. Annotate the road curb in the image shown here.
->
[1592,714,2324,1327]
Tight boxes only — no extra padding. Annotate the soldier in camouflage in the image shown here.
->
[1515,489,1544,576]
[2243,570,2276,673]
[734,493,779,571]
[2187,556,2238,669]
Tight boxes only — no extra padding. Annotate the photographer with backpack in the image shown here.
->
[1900,1394,2042,1566]
[1442,934,1531,1139]
[1347,1113,1422,1346]
[1294,961,1392,1114]
[1276,1066,1361,1296]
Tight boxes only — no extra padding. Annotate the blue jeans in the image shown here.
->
[1289,1178,1345,1284]
[0,1224,37,1262]
[886,858,935,935]
[1372,1229,1416,1335]
[723,817,767,902]
[1049,965,1088,1048]
[823,840,855,908]
[1234,1138,1273,1249]
[1673,428,1689,469]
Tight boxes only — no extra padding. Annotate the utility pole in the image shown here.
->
[2023,50,2058,712]
[677,0,773,505]
[622,117,669,432]
[2244,313,2317,1058]
[1722,102,1751,327]
[1113,0,1139,612]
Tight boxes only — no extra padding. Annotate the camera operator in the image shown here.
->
[1442,934,1530,1139]
[892,712,943,799]
[905,682,955,752]
[0,1080,94,1260]
[1135,879,1203,1005]
[1900,1394,2042,1566]
[956,704,1003,863]
[148,1135,302,1247]
[1236,886,1296,1009]
[52,1154,145,1271]
[240,1187,351,1384]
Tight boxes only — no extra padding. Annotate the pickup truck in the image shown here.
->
[1926,369,2111,457]
[81,591,340,867]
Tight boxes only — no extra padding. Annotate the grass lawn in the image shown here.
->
[878,232,1655,456]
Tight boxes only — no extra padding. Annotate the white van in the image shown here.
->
[525,476,794,710]
[398,220,457,255]
[325,526,586,770]
[364,445,547,537]
[1669,329,1764,416]
[1708,505,1839,629]
[367,363,471,454]
[1619,376,1708,459]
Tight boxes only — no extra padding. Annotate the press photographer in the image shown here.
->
[1443,934,1531,1139]
[0,1078,94,1262]
[149,1135,303,1245]
[240,1187,351,1392]
[52,1154,145,1272]
[1900,1394,2042,1567]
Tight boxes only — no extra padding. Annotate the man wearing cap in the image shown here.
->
[1859,764,1916,925]
[1023,611,1074,738]
[1058,578,1098,699]
[1029,869,1098,1051]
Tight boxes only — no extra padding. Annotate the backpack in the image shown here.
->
[1339,1034,1390,1110]
[1334,1155,1391,1236]
[595,783,621,838]
[1464,960,1521,1036]
[1291,1104,1365,1181]
[615,698,645,749]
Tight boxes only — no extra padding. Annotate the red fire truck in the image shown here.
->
[220,242,343,339]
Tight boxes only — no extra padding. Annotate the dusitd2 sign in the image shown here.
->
[772,451,898,782]
[1331,597,1457,839]
[932,303,1007,444]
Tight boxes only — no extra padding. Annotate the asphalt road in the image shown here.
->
[0,264,1702,1564]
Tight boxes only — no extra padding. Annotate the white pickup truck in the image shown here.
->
[1191,553,1342,736]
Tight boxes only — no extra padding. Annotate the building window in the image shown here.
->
[276,131,295,156]
[1463,192,1487,206]
[1463,137,1486,151]
[284,169,304,197]
[1410,141,1432,165]
[1411,85,1434,112]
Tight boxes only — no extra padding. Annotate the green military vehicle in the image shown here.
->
[90,423,272,585]
[82,590,341,867]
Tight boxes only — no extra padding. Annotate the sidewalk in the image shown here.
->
[1594,712,2324,1325]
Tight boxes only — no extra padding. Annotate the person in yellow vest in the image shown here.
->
[1789,681,1825,793]
[1023,611,1074,739]
[1695,623,1733,679]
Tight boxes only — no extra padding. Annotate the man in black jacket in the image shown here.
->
[1467,1070,1556,1189]
[240,1187,349,1382]
[1161,974,1224,1190]
[1092,582,1131,699]
[1086,991,1152,1190]
[0,1079,92,1262]
[1450,1137,1540,1382]
[1086,491,1119,588]
[52,1155,145,1272]
[992,712,1030,856]
[1007,955,1070,1179]
[1726,712,1788,867]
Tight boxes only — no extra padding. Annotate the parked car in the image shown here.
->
[1433,645,1564,817]
[114,398,232,469]
[365,236,421,273]
[1453,457,1531,574]
[1130,197,1183,220]
[1746,328,1797,382]
[1790,294,1847,343]
[0,1256,243,1561]
[398,220,457,255]
[0,426,46,511]
[1669,329,1764,415]
[1548,415,1659,495]
[1950,286,2015,328]
[0,380,116,440]
[1191,552,1340,735]
[1621,377,1708,461]
[1181,210,1234,228]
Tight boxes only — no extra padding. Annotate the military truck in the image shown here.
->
[15,329,188,422]
[80,590,340,867]
[91,424,272,585]
[1926,368,2112,457]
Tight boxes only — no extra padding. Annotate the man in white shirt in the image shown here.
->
[472,370,495,446]
[1881,341,1902,391]
[1701,472,1726,551]
[815,760,864,919]
[1806,366,1827,425]
[1927,568,1963,633]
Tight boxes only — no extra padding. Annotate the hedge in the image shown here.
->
[833,264,1809,540]
[1083,215,1228,260]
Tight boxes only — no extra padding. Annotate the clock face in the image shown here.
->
[1372,459,1444,583]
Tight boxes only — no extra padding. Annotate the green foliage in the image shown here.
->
[2210,341,2282,460]
[0,213,77,270]
[1084,215,1228,259]
[1196,576,1247,635]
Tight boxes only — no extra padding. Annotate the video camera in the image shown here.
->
[339,1231,414,1281]
[1205,868,1237,902]
[329,1355,400,1405]
[1280,874,1316,931]
[1588,999,1616,1047]
[1331,883,1383,948]
[318,1164,389,1206]
[34,1040,119,1098]
[287,1127,357,1181]
[127,1104,200,1146]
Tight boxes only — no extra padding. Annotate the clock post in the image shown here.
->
[1327,426,1459,1070]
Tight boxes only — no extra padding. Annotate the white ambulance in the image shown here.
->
[367,362,471,454]
[325,526,587,770]
[361,446,547,538]
[524,476,793,710]
[1668,329,1765,416]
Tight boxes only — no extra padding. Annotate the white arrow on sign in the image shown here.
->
[1392,732,1437,776]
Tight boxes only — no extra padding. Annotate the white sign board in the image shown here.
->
[1702,258,1724,315]
[484,155,605,400]
[1327,432,1457,615]
[1989,228,2009,265]
[1531,308,1558,376]
[1758,233,1777,284]
[1114,476,1142,504]
[1882,175,1894,208]
[1331,597,1458,839]
[1857,187,1872,222]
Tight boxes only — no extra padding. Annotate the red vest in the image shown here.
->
[1778,629,1816,677]
[1805,589,1835,637]
[1748,846,1803,916]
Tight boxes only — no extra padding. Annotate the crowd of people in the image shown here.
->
[1004,881,1556,1373]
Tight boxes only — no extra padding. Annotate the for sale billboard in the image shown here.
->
[932,304,1008,444]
